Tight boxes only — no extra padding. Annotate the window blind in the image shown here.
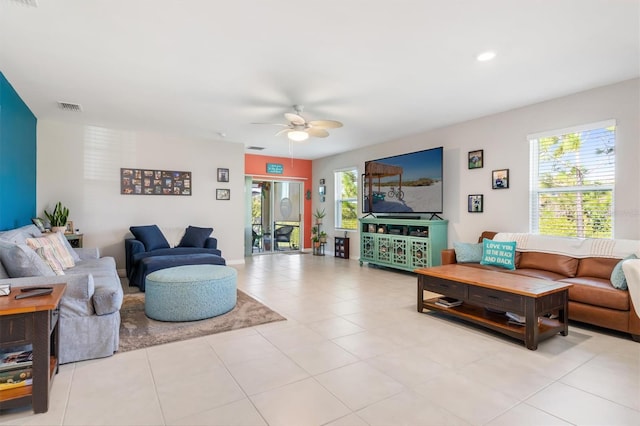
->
[529,120,616,238]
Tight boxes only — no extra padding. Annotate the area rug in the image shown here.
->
[118,290,286,352]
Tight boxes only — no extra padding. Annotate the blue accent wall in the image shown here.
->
[0,72,37,231]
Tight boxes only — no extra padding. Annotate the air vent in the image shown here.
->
[57,102,83,112]
[247,146,265,151]
[11,0,39,7]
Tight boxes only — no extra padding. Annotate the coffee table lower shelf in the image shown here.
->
[423,298,565,346]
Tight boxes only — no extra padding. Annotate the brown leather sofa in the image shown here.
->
[442,232,640,341]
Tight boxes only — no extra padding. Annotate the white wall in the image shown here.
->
[314,79,640,259]
[37,120,246,271]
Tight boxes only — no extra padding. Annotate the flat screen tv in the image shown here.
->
[363,146,443,215]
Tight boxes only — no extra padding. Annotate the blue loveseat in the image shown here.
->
[125,225,226,291]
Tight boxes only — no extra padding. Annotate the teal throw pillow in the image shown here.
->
[610,254,638,290]
[453,242,483,263]
[480,238,516,270]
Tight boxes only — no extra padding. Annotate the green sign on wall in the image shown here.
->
[266,163,284,174]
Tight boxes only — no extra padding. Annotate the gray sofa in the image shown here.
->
[0,224,123,364]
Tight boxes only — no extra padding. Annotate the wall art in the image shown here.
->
[468,194,483,212]
[217,168,229,182]
[468,150,483,169]
[121,168,192,195]
[492,169,509,189]
[216,188,230,200]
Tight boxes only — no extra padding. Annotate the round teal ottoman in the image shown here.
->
[145,265,237,321]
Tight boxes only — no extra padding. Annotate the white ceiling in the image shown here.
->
[1,0,638,159]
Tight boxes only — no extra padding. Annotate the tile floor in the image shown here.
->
[2,253,639,425]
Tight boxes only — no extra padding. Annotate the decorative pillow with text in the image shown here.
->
[480,238,516,270]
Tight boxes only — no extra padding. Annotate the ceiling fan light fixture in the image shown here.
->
[288,130,309,142]
[477,51,496,62]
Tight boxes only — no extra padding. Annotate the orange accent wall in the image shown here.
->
[245,154,313,248]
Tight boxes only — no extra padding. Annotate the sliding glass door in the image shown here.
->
[250,180,302,254]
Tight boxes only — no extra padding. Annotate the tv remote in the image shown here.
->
[15,288,53,299]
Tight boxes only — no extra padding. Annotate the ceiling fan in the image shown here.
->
[253,105,343,142]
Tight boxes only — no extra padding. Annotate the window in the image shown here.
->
[528,120,615,238]
[334,168,358,230]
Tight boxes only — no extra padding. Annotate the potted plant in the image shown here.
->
[311,226,320,247]
[44,202,69,233]
[319,231,327,243]
[314,208,326,224]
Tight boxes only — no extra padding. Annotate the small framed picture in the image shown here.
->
[32,217,46,232]
[492,169,509,189]
[66,221,74,234]
[217,168,229,182]
[468,194,483,213]
[216,188,230,200]
[468,150,483,169]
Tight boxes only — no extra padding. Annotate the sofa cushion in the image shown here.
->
[0,262,8,279]
[508,268,569,281]
[132,247,223,264]
[480,239,516,270]
[610,254,638,290]
[26,232,76,269]
[34,247,65,275]
[559,277,629,311]
[453,242,483,263]
[576,257,621,280]
[130,225,170,251]
[0,241,56,278]
[177,226,213,248]
[0,224,43,244]
[518,252,578,277]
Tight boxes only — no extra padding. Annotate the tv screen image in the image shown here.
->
[363,147,443,214]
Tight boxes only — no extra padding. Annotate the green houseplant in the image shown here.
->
[44,202,69,232]
[314,208,326,224]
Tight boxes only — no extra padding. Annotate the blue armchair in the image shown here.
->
[125,225,225,290]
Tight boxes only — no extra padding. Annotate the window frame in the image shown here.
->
[334,167,358,230]
[528,119,616,238]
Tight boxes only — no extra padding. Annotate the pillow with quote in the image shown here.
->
[480,238,516,270]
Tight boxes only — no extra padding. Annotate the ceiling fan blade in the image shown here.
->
[309,119,343,129]
[275,128,292,137]
[251,122,290,127]
[307,128,330,138]
[284,112,306,125]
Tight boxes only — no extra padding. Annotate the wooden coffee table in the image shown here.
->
[416,264,571,350]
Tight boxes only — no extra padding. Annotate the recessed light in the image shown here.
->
[477,51,496,62]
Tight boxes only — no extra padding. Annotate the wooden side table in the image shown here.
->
[64,233,83,248]
[0,284,66,413]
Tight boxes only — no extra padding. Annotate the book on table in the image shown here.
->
[0,365,33,391]
[0,345,33,372]
[506,312,526,324]
[435,296,463,308]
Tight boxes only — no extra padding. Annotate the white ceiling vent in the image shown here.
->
[247,146,265,151]
[57,101,83,112]
[10,0,39,7]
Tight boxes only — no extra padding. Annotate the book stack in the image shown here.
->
[0,346,33,391]
[435,296,463,308]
